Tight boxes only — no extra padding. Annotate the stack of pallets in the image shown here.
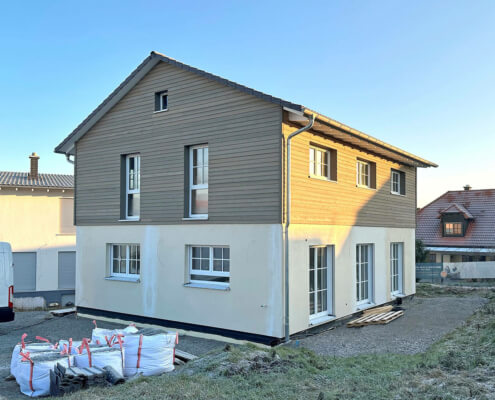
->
[347,305,404,328]
[49,363,108,396]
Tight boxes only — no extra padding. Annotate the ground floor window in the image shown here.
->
[356,244,373,305]
[309,246,333,320]
[189,246,230,286]
[110,244,140,278]
[390,242,403,295]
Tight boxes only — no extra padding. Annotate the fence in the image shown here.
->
[443,261,495,279]
[416,263,443,283]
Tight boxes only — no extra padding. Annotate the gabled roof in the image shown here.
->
[417,189,495,248]
[0,171,73,189]
[54,51,437,168]
[438,203,474,219]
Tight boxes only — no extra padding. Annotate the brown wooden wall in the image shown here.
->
[283,121,417,228]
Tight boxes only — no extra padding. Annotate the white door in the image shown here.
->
[309,246,333,321]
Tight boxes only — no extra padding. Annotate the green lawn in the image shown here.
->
[67,284,495,400]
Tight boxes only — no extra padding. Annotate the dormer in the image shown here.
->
[438,203,474,237]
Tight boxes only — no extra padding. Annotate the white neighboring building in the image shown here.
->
[0,153,76,307]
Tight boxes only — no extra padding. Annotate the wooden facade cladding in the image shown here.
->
[282,121,417,228]
[75,62,283,225]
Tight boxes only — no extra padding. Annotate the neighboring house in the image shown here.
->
[0,153,76,306]
[55,51,436,344]
[417,186,495,263]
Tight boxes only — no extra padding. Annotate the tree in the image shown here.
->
[416,239,429,263]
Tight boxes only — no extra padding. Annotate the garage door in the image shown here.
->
[13,252,36,292]
[58,251,76,290]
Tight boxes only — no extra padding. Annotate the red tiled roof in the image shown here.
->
[417,189,495,248]
[439,203,474,219]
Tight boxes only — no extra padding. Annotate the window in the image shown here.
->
[110,244,140,278]
[125,155,140,220]
[309,147,329,178]
[429,253,437,263]
[357,160,369,187]
[309,246,334,320]
[189,246,229,285]
[390,243,403,295]
[356,159,376,189]
[356,244,373,305]
[391,169,406,195]
[154,90,168,111]
[189,145,208,217]
[444,222,462,235]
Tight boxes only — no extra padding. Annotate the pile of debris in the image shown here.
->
[9,322,179,397]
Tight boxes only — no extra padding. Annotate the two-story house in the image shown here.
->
[417,186,495,263]
[0,153,76,307]
[55,51,436,345]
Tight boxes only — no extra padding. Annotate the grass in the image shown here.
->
[66,285,495,400]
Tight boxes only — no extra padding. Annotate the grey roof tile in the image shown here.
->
[0,171,73,189]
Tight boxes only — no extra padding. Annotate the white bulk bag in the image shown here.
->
[10,334,56,378]
[16,351,73,397]
[58,339,81,355]
[74,339,124,377]
[91,320,138,345]
[123,333,177,377]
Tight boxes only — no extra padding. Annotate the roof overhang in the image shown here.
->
[285,109,437,168]
[426,247,495,254]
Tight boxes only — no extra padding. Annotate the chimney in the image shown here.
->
[29,152,40,180]
[463,184,472,191]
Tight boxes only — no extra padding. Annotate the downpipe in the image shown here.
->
[284,114,316,343]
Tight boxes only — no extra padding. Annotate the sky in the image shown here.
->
[0,0,494,207]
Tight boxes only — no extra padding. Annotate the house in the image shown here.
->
[55,51,436,344]
[0,153,76,306]
[417,186,495,263]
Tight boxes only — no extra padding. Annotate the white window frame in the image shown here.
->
[390,242,403,295]
[188,245,229,287]
[356,244,374,306]
[356,160,370,188]
[309,246,334,322]
[391,170,401,195]
[160,92,168,111]
[309,146,330,180]
[189,145,208,218]
[125,154,140,220]
[109,244,141,278]
[445,222,462,235]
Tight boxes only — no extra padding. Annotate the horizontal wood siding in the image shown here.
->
[75,62,282,225]
[283,122,417,228]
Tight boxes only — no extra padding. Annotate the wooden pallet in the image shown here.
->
[347,310,404,328]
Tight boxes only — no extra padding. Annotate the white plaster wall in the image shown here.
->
[288,225,415,334]
[0,189,76,292]
[76,224,283,338]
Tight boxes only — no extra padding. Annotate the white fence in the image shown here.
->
[443,261,495,279]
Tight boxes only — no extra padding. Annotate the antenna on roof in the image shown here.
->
[463,184,472,191]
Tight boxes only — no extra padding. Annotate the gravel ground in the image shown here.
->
[0,312,226,400]
[292,295,487,356]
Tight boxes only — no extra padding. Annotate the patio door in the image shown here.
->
[309,246,334,321]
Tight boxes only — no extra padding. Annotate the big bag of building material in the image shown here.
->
[91,320,138,345]
[58,338,82,355]
[123,332,178,377]
[10,334,57,378]
[16,350,73,397]
[74,339,125,377]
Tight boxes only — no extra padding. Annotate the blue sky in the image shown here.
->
[0,0,494,206]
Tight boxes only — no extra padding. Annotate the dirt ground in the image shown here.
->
[0,312,226,400]
[291,295,487,356]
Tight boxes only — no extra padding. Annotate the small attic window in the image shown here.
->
[155,90,168,112]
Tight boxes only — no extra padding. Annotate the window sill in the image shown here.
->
[356,302,376,311]
[153,109,168,114]
[182,217,209,221]
[308,175,337,183]
[56,233,76,236]
[391,293,406,299]
[356,185,376,190]
[118,219,140,222]
[184,282,230,291]
[390,192,405,197]
[309,315,336,326]
[105,276,140,283]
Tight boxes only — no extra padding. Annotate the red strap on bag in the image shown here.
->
[21,333,28,349]
[68,338,73,354]
[19,352,34,393]
[105,334,116,347]
[35,336,50,343]
[136,334,144,369]
[79,338,92,367]
[60,345,71,367]
[93,320,97,328]
[176,332,179,345]
[115,334,124,350]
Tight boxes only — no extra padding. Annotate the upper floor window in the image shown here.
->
[356,159,376,189]
[189,245,229,286]
[126,154,140,220]
[155,90,168,112]
[110,244,140,278]
[444,222,462,236]
[309,146,329,179]
[391,169,406,195]
[189,145,208,218]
